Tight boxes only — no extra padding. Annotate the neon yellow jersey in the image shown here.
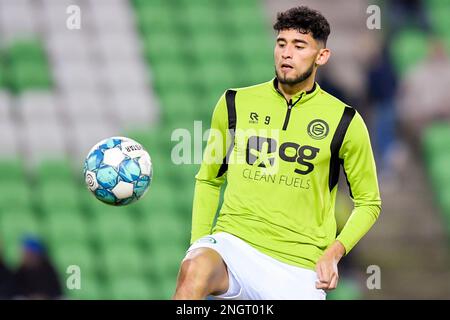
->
[191,78,381,270]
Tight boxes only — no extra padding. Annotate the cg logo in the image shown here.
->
[307,119,329,140]
[246,136,320,175]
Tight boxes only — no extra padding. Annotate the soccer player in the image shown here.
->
[173,6,381,300]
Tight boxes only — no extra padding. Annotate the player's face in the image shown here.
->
[274,29,323,85]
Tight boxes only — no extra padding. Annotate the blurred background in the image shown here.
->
[0,0,449,299]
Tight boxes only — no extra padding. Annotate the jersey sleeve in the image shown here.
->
[190,92,229,243]
[336,110,382,254]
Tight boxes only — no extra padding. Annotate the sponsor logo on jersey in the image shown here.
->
[249,112,259,124]
[307,119,329,140]
[246,136,320,175]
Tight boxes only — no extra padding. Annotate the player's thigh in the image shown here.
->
[179,247,228,293]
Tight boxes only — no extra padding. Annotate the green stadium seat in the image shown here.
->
[8,62,52,92]
[0,65,5,88]
[126,127,166,152]
[0,180,33,211]
[0,159,26,181]
[437,184,450,212]
[101,244,146,278]
[180,5,221,32]
[135,3,173,36]
[150,62,192,92]
[0,209,40,244]
[226,4,268,32]
[0,209,41,266]
[151,242,186,279]
[426,0,450,37]
[156,277,177,299]
[142,32,183,63]
[189,34,230,64]
[390,29,428,76]
[161,91,198,123]
[428,153,450,189]
[132,0,167,9]
[35,159,74,182]
[108,275,156,300]
[134,178,179,214]
[422,122,450,158]
[43,210,89,246]
[194,63,236,94]
[139,211,189,247]
[93,211,137,246]
[7,39,46,64]
[51,243,97,278]
[37,181,80,211]
[327,277,362,300]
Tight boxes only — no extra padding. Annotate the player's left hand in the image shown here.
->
[315,240,346,291]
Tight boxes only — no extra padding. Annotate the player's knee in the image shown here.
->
[174,257,209,298]
[175,250,224,296]
[179,254,211,284]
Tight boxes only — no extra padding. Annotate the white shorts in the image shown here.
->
[186,232,326,300]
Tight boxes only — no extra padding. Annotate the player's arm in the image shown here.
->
[335,110,382,254]
[190,93,229,244]
[316,110,381,290]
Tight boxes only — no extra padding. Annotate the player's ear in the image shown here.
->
[316,48,331,66]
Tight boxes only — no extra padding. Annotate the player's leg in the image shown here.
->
[172,247,229,300]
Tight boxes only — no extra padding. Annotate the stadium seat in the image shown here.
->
[0,121,21,156]
[156,277,177,299]
[35,158,74,182]
[422,122,450,159]
[142,32,183,64]
[390,29,428,76]
[0,209,41,266]
[108,275,156,300]
[126,127,166,153]
[17,91,58,123]
[134,3,173,36]
[36,180,80,211]
[0,65,5,88]
[93,211,137,246]
[134,179,179,214]
[51,243,97,278]
[43,209,89,246]
[100,244,146,278]
[151,242,186,279]
[7,39,46,65]
[0,180,33,211]
[139,211,189,247]
[150,61,192,91]
[0,158,26,182]
[180,4,221,33]
[327,277,362,300]
[8,62,52,92]
[428,153,450,190]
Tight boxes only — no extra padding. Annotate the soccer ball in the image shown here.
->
[83,136,152,206]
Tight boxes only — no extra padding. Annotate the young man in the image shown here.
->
[173,6,381,300]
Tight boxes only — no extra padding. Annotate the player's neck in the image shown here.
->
[278,76,315,101]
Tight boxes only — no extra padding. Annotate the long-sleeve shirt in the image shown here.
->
[191,78,381,270]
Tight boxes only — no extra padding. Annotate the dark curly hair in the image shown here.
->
[273,6,330,46]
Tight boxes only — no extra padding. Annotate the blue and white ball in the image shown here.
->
[84,136,152,206]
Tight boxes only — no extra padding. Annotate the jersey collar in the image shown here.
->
[272,77,320,103]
